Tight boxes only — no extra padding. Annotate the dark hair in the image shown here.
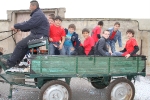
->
[126,29,135,36]
[103,30,110,34]
[30,0,39,8]
[54,16,62,21]
[68,24,76,30]
[49,14,55,20]
[98,21,103,26]
[82,28,90,34]
[114,22,120,26]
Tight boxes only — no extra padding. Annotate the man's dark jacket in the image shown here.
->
[14,8,49,38]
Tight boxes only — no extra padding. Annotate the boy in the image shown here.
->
[95,30,112,56]
[48,14,55,25]
[49,16,65,55]
[78,28,94,55]
[113,29,139,58]
[107,22,122,53]
[91,21,103,43]
[64,24,81,55]
[48,14,60,55]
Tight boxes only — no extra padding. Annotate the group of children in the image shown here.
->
[48,14,139,58]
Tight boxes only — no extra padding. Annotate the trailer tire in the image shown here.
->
[106,77,135,100]
[39,80,72,100]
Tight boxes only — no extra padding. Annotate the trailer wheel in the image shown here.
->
[39,80,72,100]
[107,77,135,100]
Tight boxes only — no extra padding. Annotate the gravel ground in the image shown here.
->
[0,76,150,100]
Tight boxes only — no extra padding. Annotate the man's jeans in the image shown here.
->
[64,45,75,55]
[7,34,40,67]
[49,42,65,55]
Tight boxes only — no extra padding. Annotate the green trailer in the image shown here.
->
[0,38,147,100]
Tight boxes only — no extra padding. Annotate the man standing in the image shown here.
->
[0,0,49,72]
[107,22,122,53]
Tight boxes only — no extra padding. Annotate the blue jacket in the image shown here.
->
[64,29,81,50]
[108,27,122,47]
[14,8,49,38]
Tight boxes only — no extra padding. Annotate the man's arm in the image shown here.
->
[14,14,42,31]
[98,39,107,56]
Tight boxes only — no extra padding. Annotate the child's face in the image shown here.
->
[102,31,110,39]
[54,19,62,26]
[113,24,120,31]
[68,28,75,34]
[126,32,133,39]
[48,17,54,25]
[82,32,89,39]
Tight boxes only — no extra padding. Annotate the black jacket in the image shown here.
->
[64,29,81,50]
[14,8,49,38]
[95,37,109,56]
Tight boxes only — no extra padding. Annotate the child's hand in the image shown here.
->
[109,51,112,55]
[49,38,53,41]
[70,47,74,51]
[53,44,58,48]
[125,54,130,59]
[59,44,63,50]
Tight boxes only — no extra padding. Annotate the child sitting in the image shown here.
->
[77,28,94,55]
[113,29,139,58]
[49,16,66,55]
[64,24,81,55]
[95,30,112,56]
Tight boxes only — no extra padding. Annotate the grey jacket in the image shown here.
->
[95,37,109,56]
